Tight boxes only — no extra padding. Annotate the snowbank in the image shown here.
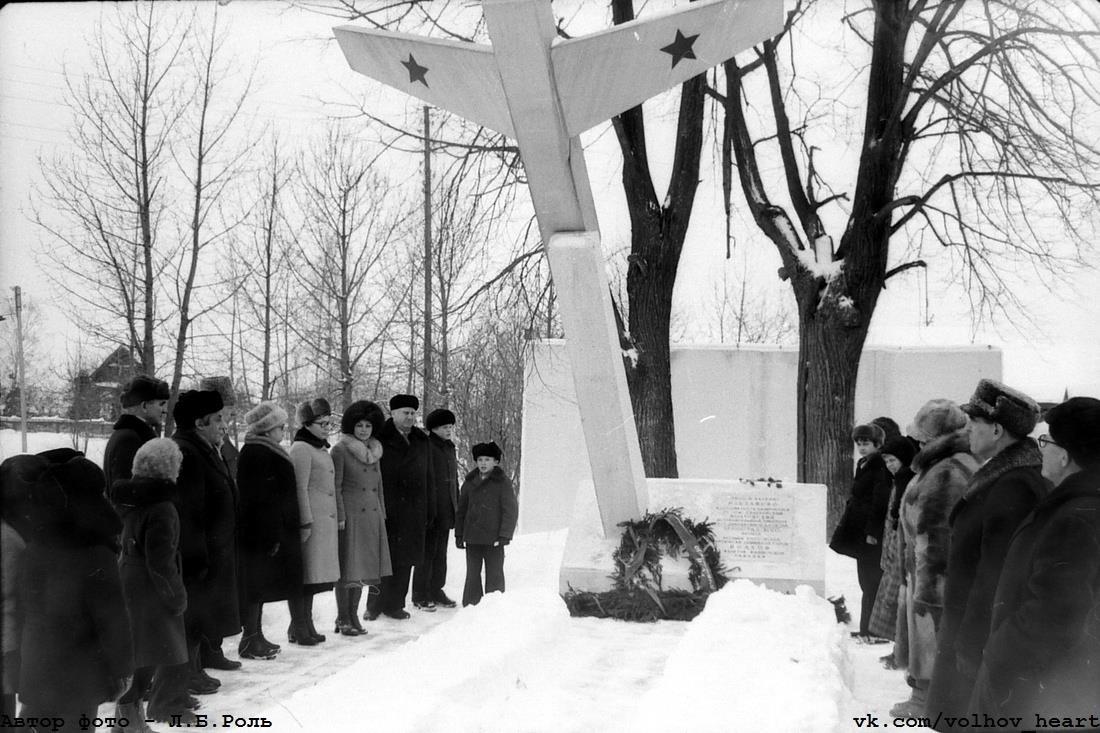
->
[633,580,853,733]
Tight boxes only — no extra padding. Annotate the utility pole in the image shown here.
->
[422,105,433,410]
[13,286,27,452]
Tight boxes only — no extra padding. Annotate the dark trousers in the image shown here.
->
[146,662,191,720]
[462,544,505,607]
[369,564,412,614]
[412,522,451,602]
[857,553,884,635]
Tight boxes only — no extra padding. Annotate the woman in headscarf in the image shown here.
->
[869,435,917,666]
[237,401,306,655]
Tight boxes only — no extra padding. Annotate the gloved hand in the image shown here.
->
[496,537,510,547]
[455,537,465,549]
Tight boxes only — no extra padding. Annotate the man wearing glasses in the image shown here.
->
[926,379,1047,731]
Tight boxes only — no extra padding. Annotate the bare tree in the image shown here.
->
[719,0,1100,523]
[162,8,256,433]
[292,126,408,408]
[33,3,191,375]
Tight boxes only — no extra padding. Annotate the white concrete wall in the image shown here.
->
[519,341,1001,533]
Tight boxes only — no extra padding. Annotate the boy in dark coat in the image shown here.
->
[970,397,1100,726]
[370,394,435,620]
[413,408,460,610]
[455,441,518,607]
[172,389,241,694]
[927,380,1047,731]
[104,375,170,500]
[829,422,893,639]
[18,456,134,727]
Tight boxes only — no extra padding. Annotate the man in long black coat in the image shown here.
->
[369,394,435,620]
[172,389,241,694]
[413,408,460,609]
[927,380,1047,731]
[969,397,1100,726]
[104,375,170,499]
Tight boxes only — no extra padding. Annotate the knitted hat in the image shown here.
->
[960,378,1040,437]
[245,401,288,436]
[173,390,224,429]
[296,398,332,426]
[341,400,386,435]
[132,438,183,481]
[851,423,886,447]
[472,441,502,461]
[121,375,170,407]
[879,436,917,467]
[389,394,420,411]
[425,408,456,430]
[1046,396,1100,469]
[907,399,967,443]
[199,376,236,407]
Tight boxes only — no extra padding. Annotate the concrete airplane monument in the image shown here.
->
[334,0,784,548]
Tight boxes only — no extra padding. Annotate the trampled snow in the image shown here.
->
[1,430,910,732]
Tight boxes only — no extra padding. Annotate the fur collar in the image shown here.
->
[913,429,972,474]
[294,427,330,450]
[336,434,383,464]
[112,476,177,508]
[113,412,157,439]
[966,437,1043,498]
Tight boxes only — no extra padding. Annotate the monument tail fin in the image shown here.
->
[551,0,785,137]
[333,25,515,138]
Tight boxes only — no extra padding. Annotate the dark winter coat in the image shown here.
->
[18,487,133,709]
[237,440,304,603]
[1,518,24,694]
[830,453,892,560]
[927,439,1047,730]
[104,413,157,501]
[427,432,459,530]
[173,428,241,639]
[376,419,435,566]
[970,468,1100,722]
[900,430,978,681]
[456,467,518,546]
[114,476,188,668]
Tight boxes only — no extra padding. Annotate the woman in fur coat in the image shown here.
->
[890,400,978,720]
[113,438,192,726]
[330,400,392,635]
[18,456,134,727]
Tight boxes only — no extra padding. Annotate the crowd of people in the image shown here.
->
[831,379,1100,730]
[0,377,517,732]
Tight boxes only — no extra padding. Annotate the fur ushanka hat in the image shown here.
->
[471,441,502,461]
[960,378,1040,438]
[851,423,886,447]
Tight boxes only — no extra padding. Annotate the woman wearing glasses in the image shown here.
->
[970,396,1100,725]
[288,398,340,645]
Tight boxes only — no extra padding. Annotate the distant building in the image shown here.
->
[69,345,138,420]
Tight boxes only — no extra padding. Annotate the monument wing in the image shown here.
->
[551,0,785,137]
[333,26,515,138]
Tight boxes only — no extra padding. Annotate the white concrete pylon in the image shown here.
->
[333,0,784,536]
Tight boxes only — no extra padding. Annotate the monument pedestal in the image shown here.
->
[560,478,827,596]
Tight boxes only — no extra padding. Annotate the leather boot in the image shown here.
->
[304,593,326,642]
[347,586,368,635]
[287,596,319,646]
[334,585,353,635]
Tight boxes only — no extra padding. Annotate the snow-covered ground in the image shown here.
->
[3,429,911,732]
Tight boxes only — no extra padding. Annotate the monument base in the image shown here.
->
[559,478,827,597]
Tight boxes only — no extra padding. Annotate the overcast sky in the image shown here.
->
[1,0,1098,401]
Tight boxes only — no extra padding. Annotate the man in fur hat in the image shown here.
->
[172,389,242,695]
[104,375,170,501]
[926,379,1047,731]
[413,408,460,610]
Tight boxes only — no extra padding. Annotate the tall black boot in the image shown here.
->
[286,595,318,646]
[334,585,352,635]
[304,592,326,643]
[347,586,368,635]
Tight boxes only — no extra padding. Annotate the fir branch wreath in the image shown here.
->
[563,507,730,622]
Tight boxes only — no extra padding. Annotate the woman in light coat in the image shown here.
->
[289,398,339,644]
[330,400,392,635]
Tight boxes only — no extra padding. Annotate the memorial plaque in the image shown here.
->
[712,492,796,565]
